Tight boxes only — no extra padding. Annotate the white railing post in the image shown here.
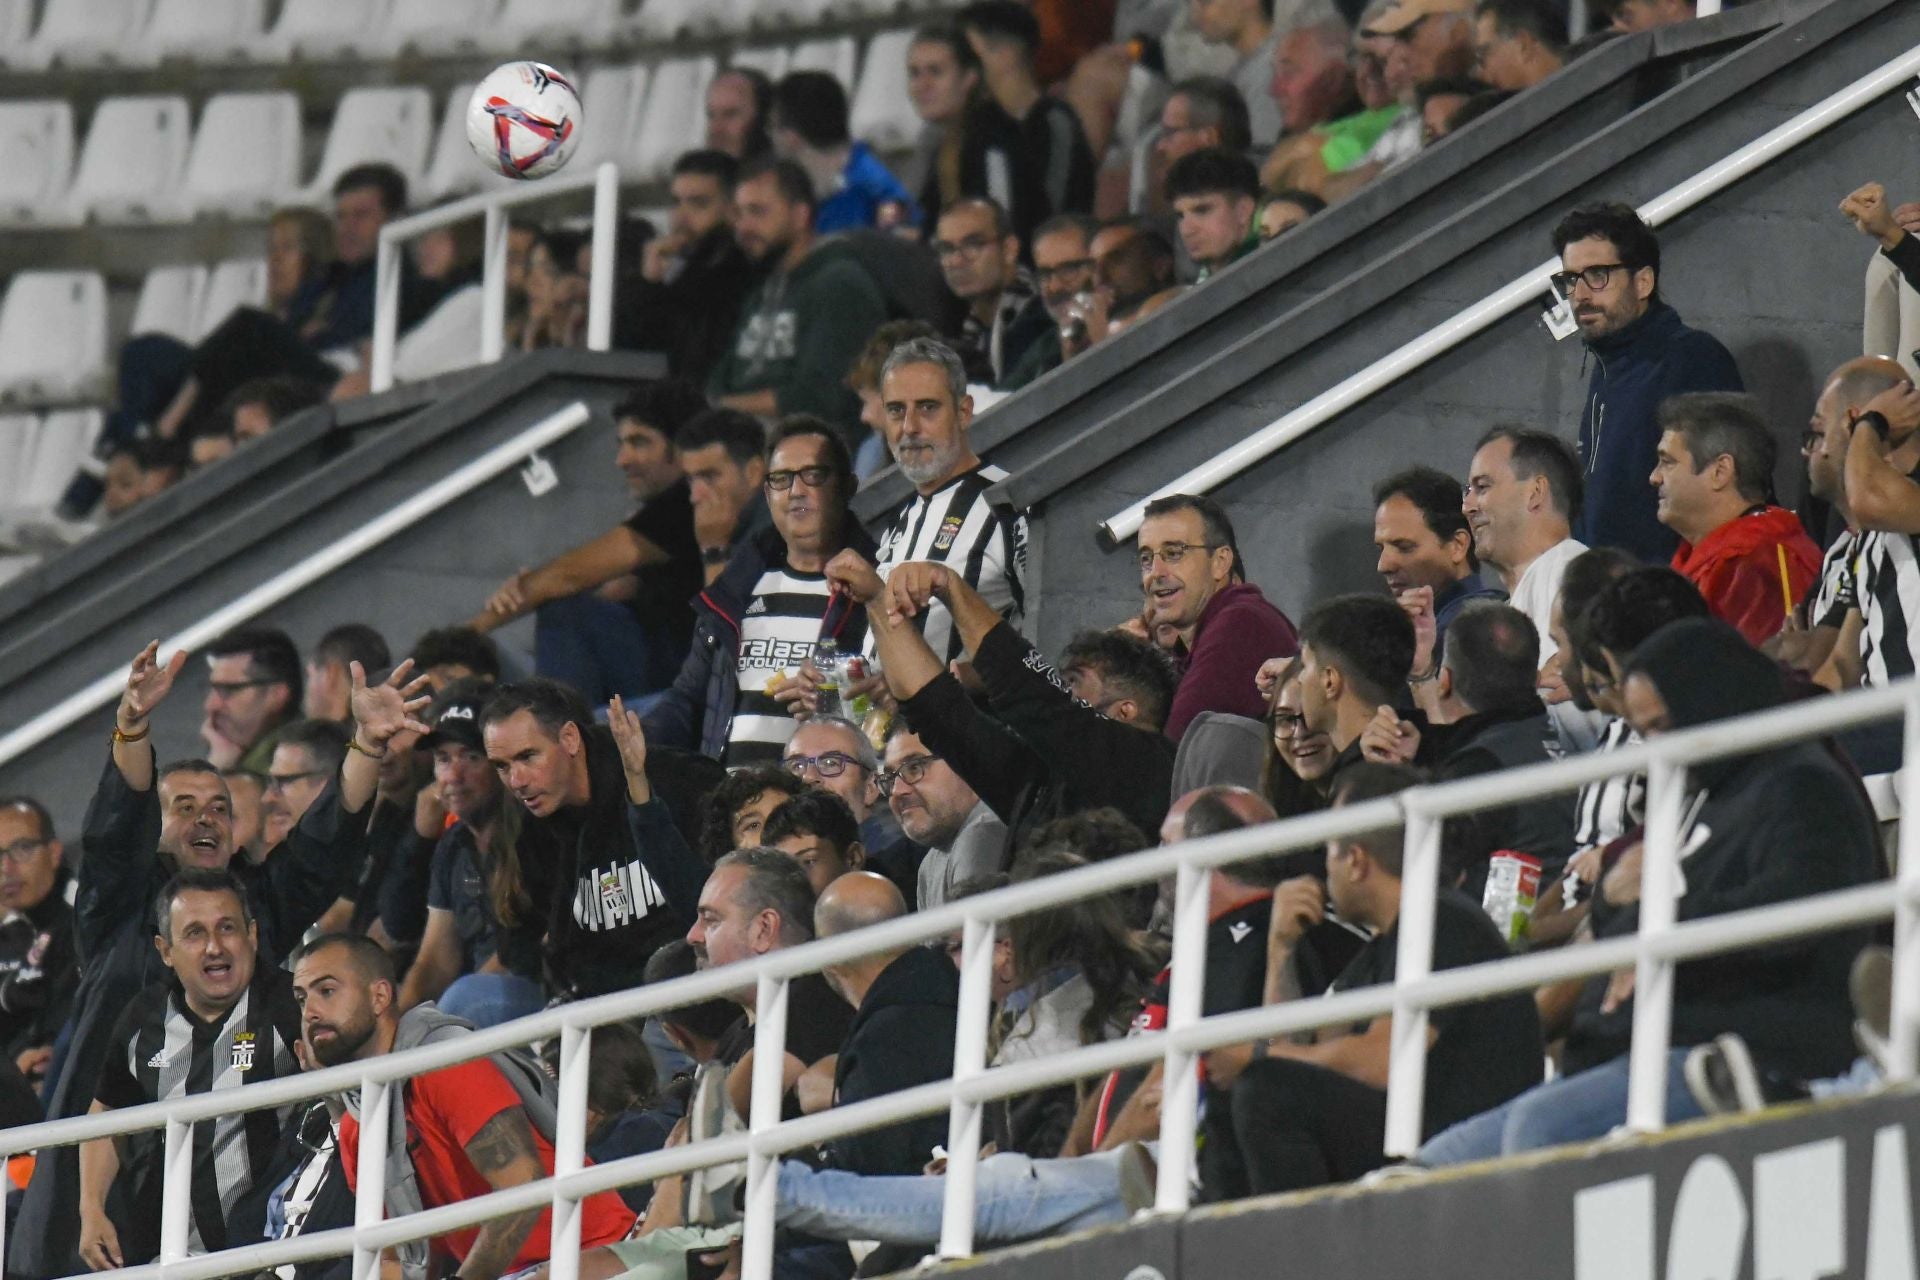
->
[369,233,402,394]
[1153,858,1210,1212]
[742,974,790,1280]
[159,1117,194,1262]
[481,204,508,364]
[1625,757,1686,1132]
[1384,801,1441,1157]
[1889,692,1920,1081]
[586,161,617,352]
[939,916,996,1257]
[352,1077,391,1280]
[548,1022,592,1280]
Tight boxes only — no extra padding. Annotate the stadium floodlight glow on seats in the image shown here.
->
[1096,44,1920,546]
[0,677,1916,1280]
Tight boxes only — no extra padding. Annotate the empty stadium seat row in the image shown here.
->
[0,410,104,517]
[0,32,918,224]
[0,0,953,68]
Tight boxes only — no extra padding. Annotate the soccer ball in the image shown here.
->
[466,62,582,181]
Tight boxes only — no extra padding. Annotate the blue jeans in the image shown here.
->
[1418,1050,1705,1166]
[535,593,681,705]
[437,973,546,1029]
[774,1148,1135,1245]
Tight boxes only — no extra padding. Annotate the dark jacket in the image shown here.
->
[916,101,1050,247]
[898,621,1176,856]
[1166,582,1298,743]
[707,239,886,425]
[1424,698,1576,895]
[515,725,714,1000]
[616,225,757,386]
[822,946,959,1176]
[643,521,876,760]
[10,749,363,1280]
[1577,300,1742,563]
[0,873,76,1059]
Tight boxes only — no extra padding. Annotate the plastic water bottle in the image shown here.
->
[813,640,844,720]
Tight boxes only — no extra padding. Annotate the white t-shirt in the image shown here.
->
[1509,537,1605,755]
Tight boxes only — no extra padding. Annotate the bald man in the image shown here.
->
[815,873,960,1176]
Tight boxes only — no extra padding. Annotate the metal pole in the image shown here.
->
[1625,757,1685,1132]
[1889,692,1920,1081]
[158,1117,193,1262]
[939,916,996,1257]
[1384,803,1440,1157]
[741,975,790,1280]
[548,1023,592,1280]
[352,1077,391,1280]
[481,204,508,364]
[1154,859,1209,1212]
[369,234,401,394]
[586,161,617,352]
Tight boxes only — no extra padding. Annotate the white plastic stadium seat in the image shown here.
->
[632,0,704,40]
[15,410,104,513]
[729,47,790,81]
[0,101,76,227]
[0,0,34,62]
[492,0,617,48]
[184,93,302,218]
[305,87,434,204]
[633,57,717,181]
[67,96,191,223]
[257,0,390,59]
[851,31,919,152]
[378,0,501,56]
[197,258,269,340]
[13,0,153,68]
[569,64,649,178]
[420,83,518,201]
[0,414,36,507]
[145,0,265,63]
[789,37,858,88]
[130,265,209,343]
[0,272,109,404]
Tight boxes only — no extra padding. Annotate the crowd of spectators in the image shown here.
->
[11,0,1917,1278]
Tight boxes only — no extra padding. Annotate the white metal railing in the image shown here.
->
[1096,47,1920,543]
[370,160,620,394]
[0,401,594,771]
[5,676,1918,1280]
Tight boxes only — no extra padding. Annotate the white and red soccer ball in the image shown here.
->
[466,61,582,181]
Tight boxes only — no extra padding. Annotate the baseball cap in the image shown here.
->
[1364,0,1473,35]
[418,681,487,752]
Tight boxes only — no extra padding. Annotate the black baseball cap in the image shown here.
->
[418,679,488,752]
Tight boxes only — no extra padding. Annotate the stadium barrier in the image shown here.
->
[1096,45,1920,544]
[0,676,1915,1280]
[370,160,621,393]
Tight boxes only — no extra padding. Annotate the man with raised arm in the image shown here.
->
[12,646,416,1280]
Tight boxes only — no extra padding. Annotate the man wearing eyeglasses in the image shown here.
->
[200,626,302,774]
[1551,202,1741,564]
[935,196,1056,391]
[258,720,351,851]
[0,797,75,1096]
[780,718,922,900]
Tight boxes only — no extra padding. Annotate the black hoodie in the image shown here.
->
[1565,621,1878,1079]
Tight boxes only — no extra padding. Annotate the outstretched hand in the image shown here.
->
[608,694,652,805]
[349,659,432,750]
[120,640,186,730]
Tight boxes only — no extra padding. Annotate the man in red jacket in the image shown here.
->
[1652,393,1819,646]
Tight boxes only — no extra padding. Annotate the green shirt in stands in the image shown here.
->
[1317,104,1406,174]
[707,241,886,423]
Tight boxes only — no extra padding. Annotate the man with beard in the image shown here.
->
[619,151,756,385]
[292,934,636,1279]
[79,870,304,1268]
[710,157,886,432]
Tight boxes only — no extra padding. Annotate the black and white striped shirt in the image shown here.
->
[1809,528,1862,630]
[727,564,845,766]
[1572,717,1643,850]
[871,464,1027,664]
[93,971,302,1254]
[1859,528,1920,688]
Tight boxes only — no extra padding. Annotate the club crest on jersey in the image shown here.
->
[599,872,631,919]
[933,515,965,553]
[230,1032,257,1072]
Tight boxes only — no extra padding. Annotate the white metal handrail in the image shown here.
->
[1097,43,1920,543]
[0,401,594,772]
[370,161,620,394]
[6,676,1917,1280]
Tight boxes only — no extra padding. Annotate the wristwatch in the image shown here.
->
[1854,411,1893,441]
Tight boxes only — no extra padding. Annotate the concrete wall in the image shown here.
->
[1009,0,1913,653]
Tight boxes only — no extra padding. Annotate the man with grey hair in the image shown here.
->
[871,337,1028,665]
[780,717,919,896]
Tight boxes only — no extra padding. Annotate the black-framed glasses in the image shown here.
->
[0,838,47,864]
[207,678,278,698]
[766,465,836,492]
[1270,712,1306,740]
[782,751,865,780]
[1036,258,1094,285]
[1137,541,1216,572]
[876,754,941,796]
[265,770,329,794]
[1548,263,1629,295]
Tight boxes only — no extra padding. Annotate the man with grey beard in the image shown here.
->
[869,337,1029,665]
